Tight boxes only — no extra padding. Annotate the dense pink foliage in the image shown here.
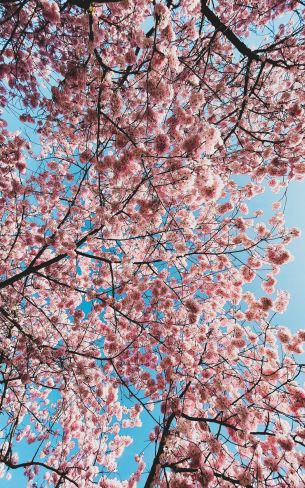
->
[1,0,305,486]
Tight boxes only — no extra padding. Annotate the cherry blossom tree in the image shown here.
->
[1,0,305,486]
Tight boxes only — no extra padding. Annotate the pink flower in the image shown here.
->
[266,244,291,266]
[273,290,290,313]
[277,327,292,344]
[277,435,294,451]
[262,274,277,294]
[197,171,224,202]
[183,133,201,153]
[154,133,170,154]
[241,266,255,283]
[125,49,136,65]
[41,0,60,24]
[297,329,305,342]
[260,296,273,311]
[154,3,170,28]
[27,433,36,444]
